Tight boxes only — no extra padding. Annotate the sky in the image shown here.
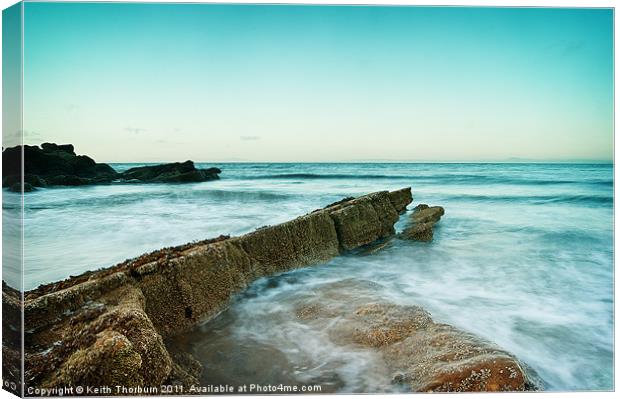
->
[16,3,614,162]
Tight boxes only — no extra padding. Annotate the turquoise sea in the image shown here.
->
[3,163,614,391]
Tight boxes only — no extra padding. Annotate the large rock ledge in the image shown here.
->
[9,188,410,391]
[3,187,537,393]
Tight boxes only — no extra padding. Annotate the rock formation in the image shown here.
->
[8,188,413,392]
[3,188,538,393]
[294,279,538,392]
[120,161,220,183]
[1,144,221,191]
[400,204,445,241]
[2,143,118,191]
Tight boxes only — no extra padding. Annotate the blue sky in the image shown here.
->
[21,3,613,162]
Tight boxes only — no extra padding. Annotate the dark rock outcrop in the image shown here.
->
[2,144,222,191]
[120,161,220,183]
[400,204,445,242]
[16,188,412,392]
[2,143,119,191]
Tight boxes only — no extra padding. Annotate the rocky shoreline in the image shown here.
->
[2,143,221,192]
[3,187,538,393]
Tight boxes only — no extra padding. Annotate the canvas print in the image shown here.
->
[1,1,614,396]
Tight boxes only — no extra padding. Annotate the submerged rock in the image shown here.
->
[400,204,445,242]
[292,279,538,392]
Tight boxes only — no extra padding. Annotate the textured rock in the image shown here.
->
[28,285,173,390]
[2,282,22,392]
[389,187,413,214]
[400,222,435,241]
[411,204,445,224]
[400,204,445,242]
[20,188,413,391]
[328,191,399,250]
[292,279,537,392]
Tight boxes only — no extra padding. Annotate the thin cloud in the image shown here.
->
[155,139,185,145]
[562,41,584,56]
[65,104,79,113]
[240,135,261,141]
[124,127,147,135]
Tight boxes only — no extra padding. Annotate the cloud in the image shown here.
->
[124,127,146,135]
[240,135,261,141]
[562,41,584,56]
[65,104,79,113]
[154,139,185,145]
[545,40,584,57]
[25,130,43,140]
[9,129,43,140]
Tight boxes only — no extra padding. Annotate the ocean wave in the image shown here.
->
[252,173,403,180]
[247,173,612,187]
[447,194,613,205]
[23,188,292,210]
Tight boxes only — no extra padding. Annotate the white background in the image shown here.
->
[0,1,616,398]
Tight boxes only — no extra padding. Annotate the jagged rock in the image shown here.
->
[40,143,75,154]
[2,144,222,190]
[327,192,399,250]
[2,143,119,189]
[400,204,445,242]
[120,161,220,183]
[20,188,413,391]
[389,187,413,214]
[411,204,444,224]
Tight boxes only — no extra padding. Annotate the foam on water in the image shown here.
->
[4,163,613,391]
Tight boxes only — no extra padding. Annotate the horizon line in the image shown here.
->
[103,160,615,164]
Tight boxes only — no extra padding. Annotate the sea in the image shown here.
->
[2,163,614,391]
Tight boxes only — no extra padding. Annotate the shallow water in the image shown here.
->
[4,163,613,391]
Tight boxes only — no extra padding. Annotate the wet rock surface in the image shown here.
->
[400,204,445,242]
[291,279,538,392]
